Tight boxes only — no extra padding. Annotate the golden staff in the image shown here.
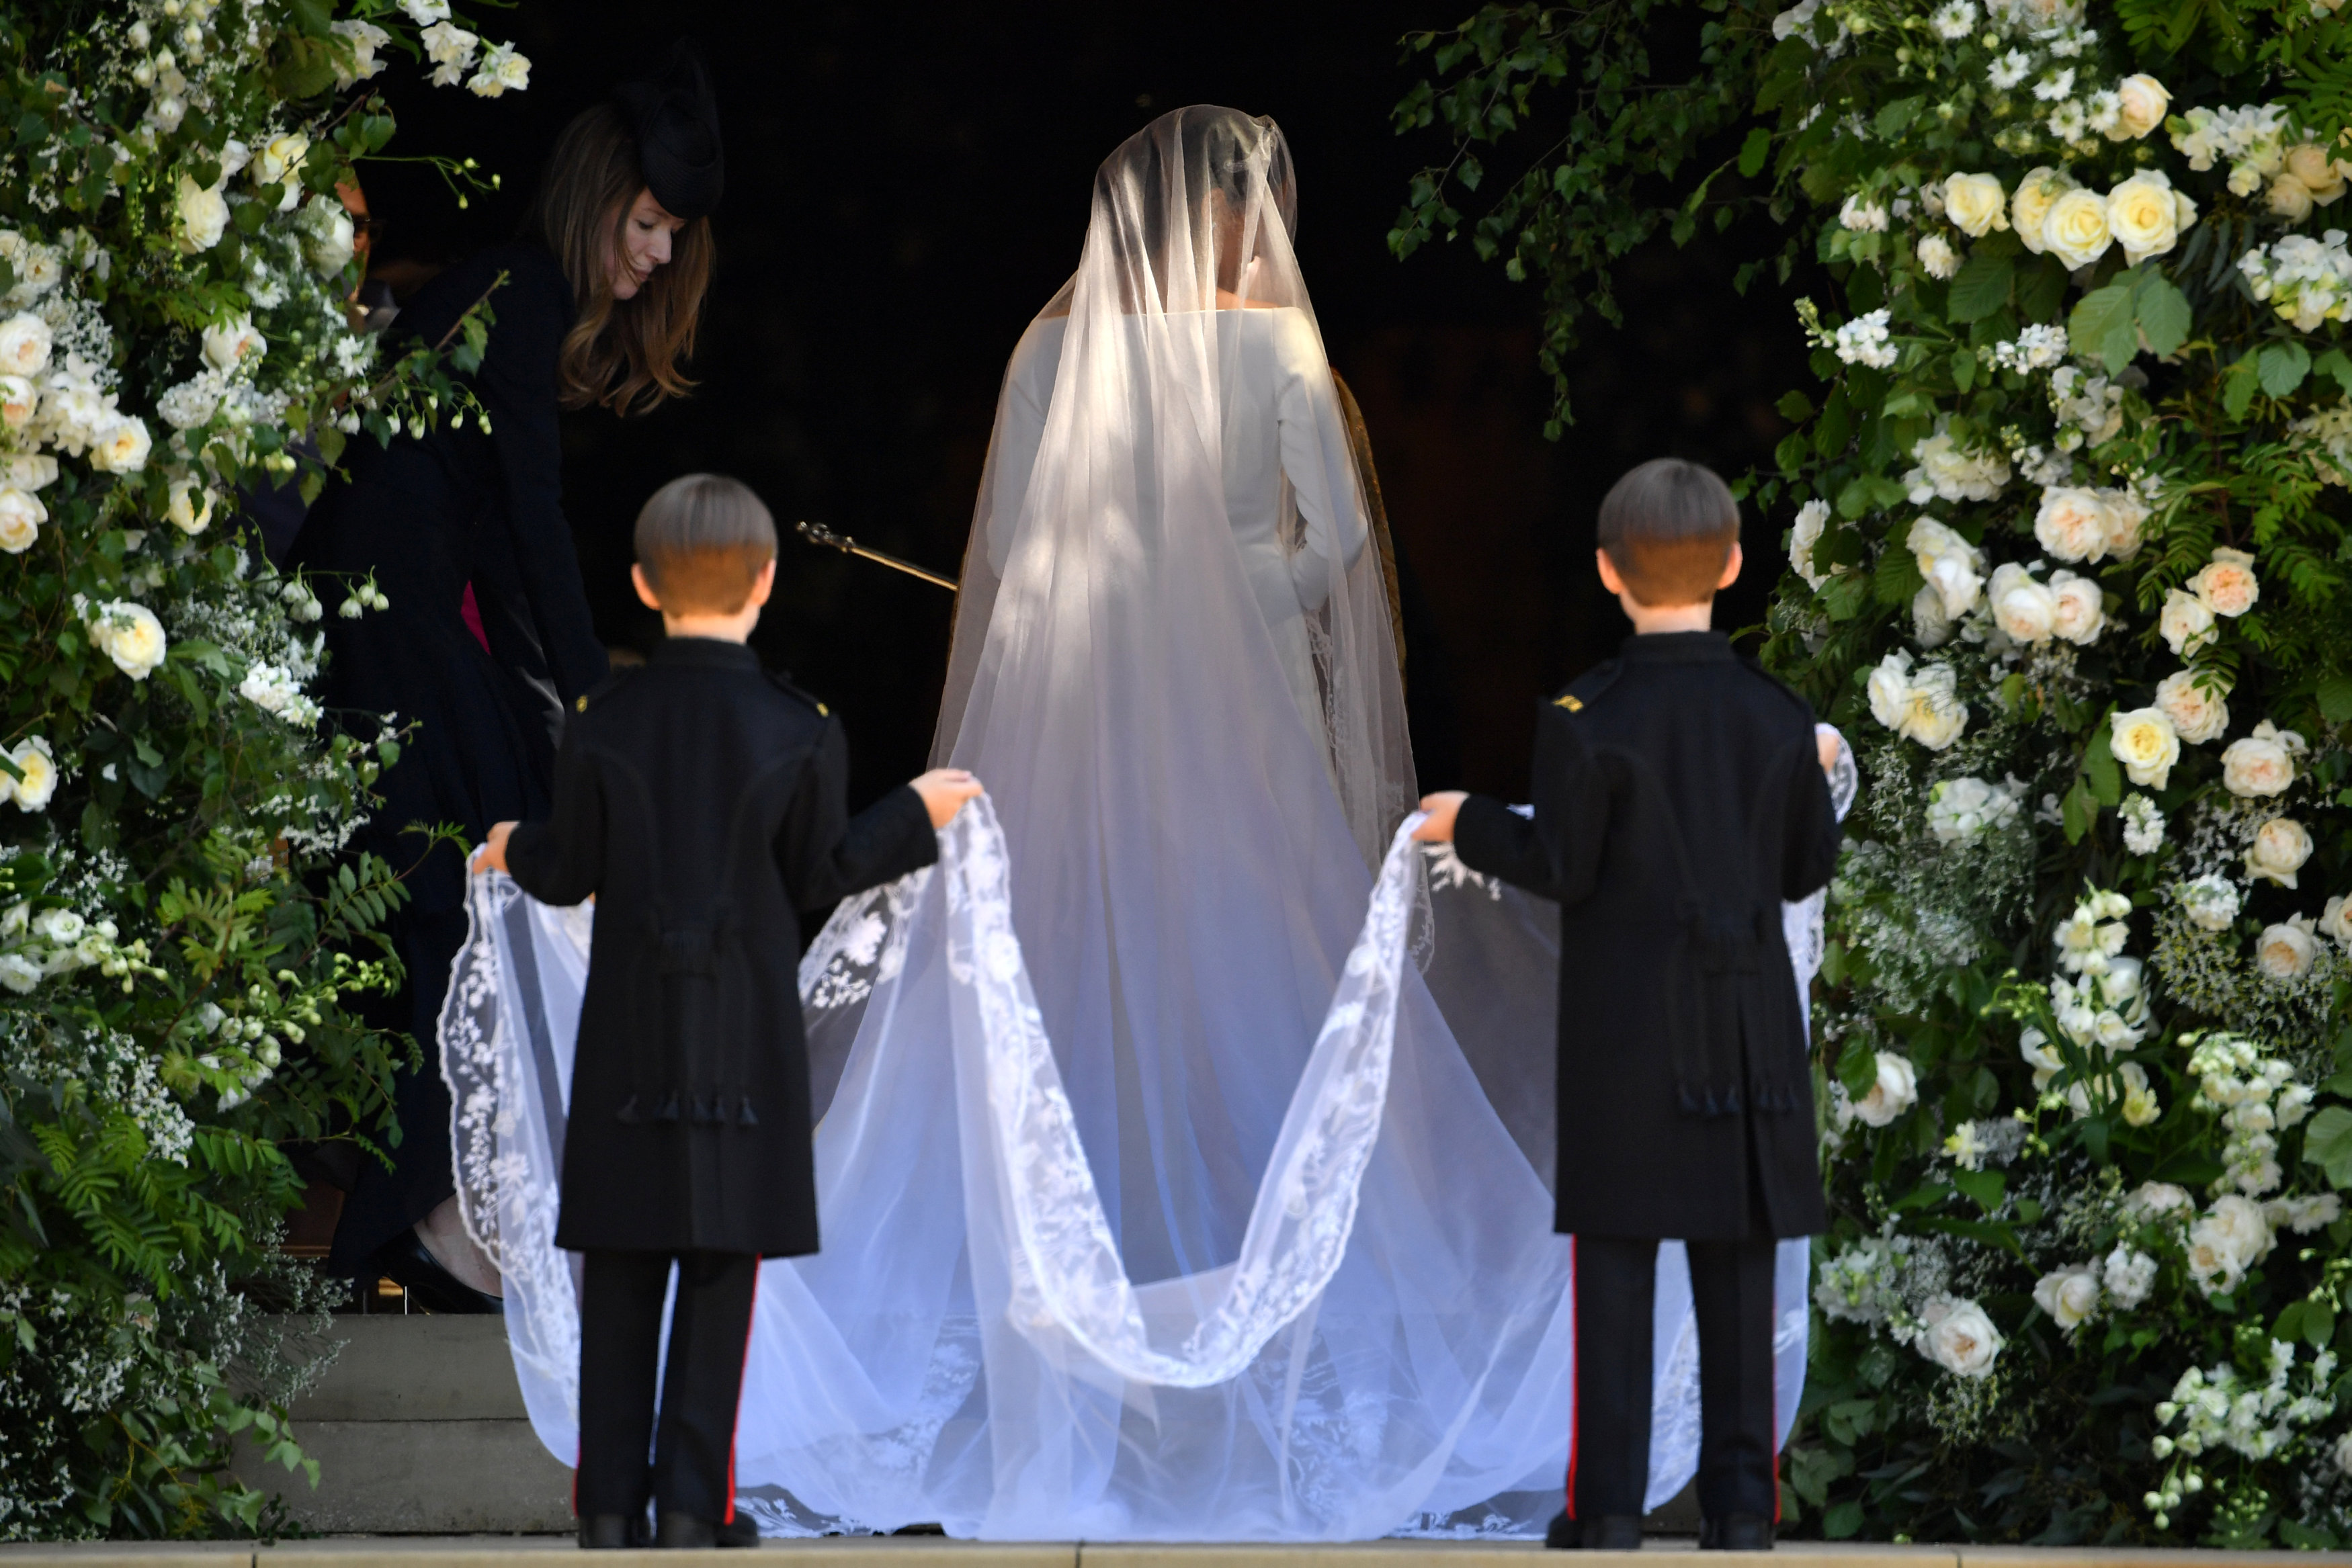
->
[795,520,958,592]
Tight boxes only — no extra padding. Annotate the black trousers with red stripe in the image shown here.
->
[577,1250,760,1523]
[1569,1233,1779,1523]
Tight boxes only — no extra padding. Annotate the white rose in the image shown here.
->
[1943,173,2010,238]
[1900,662,1968,750]
[2322,894,2352,950]
[2048,569,2104,644]
[202,316,266,374]
[85,599,167,681]
[166,478,214,534]
[2220,723,2300,797]
[2108,706,2181,789]
[2107,171,2182,264]
[5,735,55,812]
[2203,1194,2276,1268]
[0,374,36,431]
[2271,174,2316,222]
[2101,488,2148,559]
[1989,561,2057,643]
[2109,74,2169,140]
[302,200,355,275]
[2188,546,2259,617]
[0,311,52,378]
[5,453,55,492]
[1908,516,1984,617]
[175,175,228,255]
[2125,1181,2193,1220]
[2033,487,2112,562]
[2287,143,2348,206]
[1913,584,1954,647]
[1921,1297,2003,1378]
[1789,498,1835,589]
[252,133,310,192]
[0,485,46,554]
[2153,669,2229,744]
[0,953,37,994]
[1916,234,1960,279]
[1867,650,1913,732]
[2246,818,2313,888]
[2257,918,2318,981]
[2159,589,2216,657]
[2011,167,2070,254]
[87,416,151,474]
[1850,1051,1919,1127]
[2042,187,2115,270]
[2032,1264,2101,1330]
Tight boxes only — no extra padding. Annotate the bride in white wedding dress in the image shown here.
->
[443,105,1827,1541]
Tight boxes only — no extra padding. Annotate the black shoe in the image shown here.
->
[715,1514,761,1548]
[1700,1514,1775,1551]
[578,1514,648,1549]
[890,1523,948,1537]
[656,1512,717,1549]
[1546,1512,1643,1549]
[371,1228,502,1315]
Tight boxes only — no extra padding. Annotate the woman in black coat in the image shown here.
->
[294,47,724,1309]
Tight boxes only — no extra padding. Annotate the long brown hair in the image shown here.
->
[528,103,714,417]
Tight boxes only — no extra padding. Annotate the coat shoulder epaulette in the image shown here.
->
[569,666,639,716]
[765,670,833,721]
[1548,660,1624,715]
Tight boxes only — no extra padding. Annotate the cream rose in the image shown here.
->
[2126,1180,2193,1219]
[1901,663,1969,750]
[2221,722,2302,797]
[1989,561,2057,643]
[0,311,52,378]
[2033,1265,2101,1330]
[2287,143,2347,205]
[252,132,310,192]
[0,374,34,432]
[0,485,44,554]
[2011,167,2069,254]
[2109,705,2181,788]
[2153,669,2229,744]
[1908,516,1984,617]
[166,478,214,535]
[1849,1051,1919,1127]
[5,453,56,491]
[202,316,266,375]
[5,736,55,813]
[175,175,228,254]
[1943,172,2010,238]
[1789,498,1835,589]
[2107,171,2183,264]
[86,600,169,680]
[2257,918,2318,981]
[2246,818,2313,887]
[2048,569,2104,644]
[1921,1297,2003,1378]
[2322,894,2352,950]
[2160,589,2217,656]
[2033,487,2111,561]
[2271,174,2316,222]
[2109,73,2169,140]
[87,416,151,475]
[2101,489,2148,559]
[2187,1196,2273,1293]
[2189,547,2259,617]
[1867,651,1912,732]
[2042,187,2115,270]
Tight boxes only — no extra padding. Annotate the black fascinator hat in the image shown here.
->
[613,40,723,222]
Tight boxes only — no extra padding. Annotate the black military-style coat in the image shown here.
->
[1453,631,1842,1242]
[504,638,938,1257]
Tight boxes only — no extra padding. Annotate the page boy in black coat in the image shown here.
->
[1416,459,1843,1552]
[474,474,982,1549]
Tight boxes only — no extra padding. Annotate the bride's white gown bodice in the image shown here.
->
[988,308,1368,742]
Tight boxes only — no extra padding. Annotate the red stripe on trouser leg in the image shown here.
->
[1564,1235,1579,1520]
[724,1265,761,1526]
[1771,1336,1782,1524]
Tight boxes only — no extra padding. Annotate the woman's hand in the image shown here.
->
[913,769,984,828]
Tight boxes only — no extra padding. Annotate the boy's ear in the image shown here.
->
[631,562,663,612]
[1595,547,1628,599]
[1716,539,1744,591]
[745,557,778,609]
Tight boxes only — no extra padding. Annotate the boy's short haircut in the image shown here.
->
[634,474,778,615]
[1596,458,1741,608]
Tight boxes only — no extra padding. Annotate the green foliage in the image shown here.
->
[1402,0,2352,1544]
[0,0,532,1540]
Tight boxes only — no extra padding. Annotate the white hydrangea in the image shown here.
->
[238,662,321,727]
[1990,324,2069,372]
[1926,775,2023,842]
[2240,228,2352,333]
[1833,308,1899,369]
[2119,793,2164,855]
[1904,420,2010,504]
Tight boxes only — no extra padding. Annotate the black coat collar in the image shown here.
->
[649,637,761,673]
[1618,629,1734,664]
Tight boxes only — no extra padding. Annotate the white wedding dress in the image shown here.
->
[442,107,1848,1542]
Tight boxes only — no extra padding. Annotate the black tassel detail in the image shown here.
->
[736,1096,759,1127]
[616,1094,644,1125]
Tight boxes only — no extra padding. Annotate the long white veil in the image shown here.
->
[442,106,1839,1541]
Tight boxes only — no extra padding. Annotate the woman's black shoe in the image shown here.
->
[370,1227,503,1315]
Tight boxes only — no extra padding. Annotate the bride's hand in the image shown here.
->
[913,769,984,828]
[1412,791,1467,843]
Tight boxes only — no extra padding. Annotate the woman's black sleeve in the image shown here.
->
[475,258,608,707]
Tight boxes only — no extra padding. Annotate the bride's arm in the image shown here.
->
[1270,312,1369,612]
